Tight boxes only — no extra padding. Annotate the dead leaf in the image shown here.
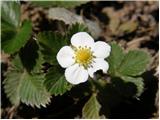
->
[118,20,138,34]
[48,8,101,39]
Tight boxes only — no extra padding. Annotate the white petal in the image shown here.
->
[71,32,94,47]
[92,41,111,58]
[88,58,109,78]
[65,64,88,85]
[56,46,75,68]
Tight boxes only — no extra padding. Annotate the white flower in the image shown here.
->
[57,32,111,85]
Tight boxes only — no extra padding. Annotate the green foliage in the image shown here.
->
[37,31,67,65]
[19,73,50,108]
[118,50,150,76]
[2,20,32,54]
[108,43,150,77]
[107,43,124,76]
[37,24,88,64]
[107,43,150,97]
[1,1,20,28]
[82,94,101,119]
[45,67,72,96]
[120,76,144,97]
[3,68,21,106]
[3,55,51,108]
[19,40,40,72]
[1,1,32,54]
[1,0,150,113]
[66,23,88,40]
[31,1,88,8]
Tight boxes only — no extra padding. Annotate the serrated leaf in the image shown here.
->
[66,23,88,42]
[3,70,21,105]
[107,43,148,98]
[1,1,20,28]
[82,94,101,119]
[32,51,44,73]
[3,55,51,108]
[31,1,87,8]
[119,20,138,34]
[19,40,39,72]
[120,76,144,97]
[19,73,51,108]
[118,50,150,76]
[37,31,67,65]
[2,21,32,54]
[19,40,43,73]
[44,67,72,96]
[107,43,125,76]
[107,43,150,77]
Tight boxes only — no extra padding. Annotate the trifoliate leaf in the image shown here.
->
[1,1,20,28]
[44,67,72,96]
[82,94,101,119]
[107,43,150,77]
[107,43,149,97]
[120,76,144,97]
[37,31,67,65]
[118,50,150,76]
[31,1,88,8]
[3,55,51,108]
[2,21,32,54]
[107,42,125,76]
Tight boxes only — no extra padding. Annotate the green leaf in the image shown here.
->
[66,23,88,43]
[2,21,32,54]
[107,42,125,76]
[107,43,150,77]
[118,50,150,76]
[1,1,20,28]
[37,31,67,65]
[107,44,149,97]
[3,55,51,108]
[82,94,101,119]
[1,1,33,54]
[19,40,43,73]
[31,1,88,8]
[120,76,144,97]
[119,21,138,34]
[3,70,21,105]
[44,67,72,95]
[19,73,51,108]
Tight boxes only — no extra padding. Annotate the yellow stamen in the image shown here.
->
[74,46,94,69]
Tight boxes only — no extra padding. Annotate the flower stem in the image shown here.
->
[88,78,98,94]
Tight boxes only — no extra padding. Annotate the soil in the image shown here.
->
[1,1,159,119]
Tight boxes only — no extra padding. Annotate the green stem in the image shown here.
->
[88,77,98,94]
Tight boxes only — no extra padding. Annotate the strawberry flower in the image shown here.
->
[57,32,111,85]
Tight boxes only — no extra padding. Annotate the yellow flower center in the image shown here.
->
[74,46,94,69]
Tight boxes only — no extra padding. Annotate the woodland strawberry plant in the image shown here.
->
[1,1,151,118]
